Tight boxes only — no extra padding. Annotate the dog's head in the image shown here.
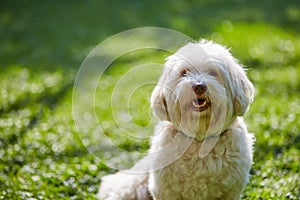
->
[151,40,254,140]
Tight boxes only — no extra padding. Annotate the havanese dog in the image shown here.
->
[98,40,255,200]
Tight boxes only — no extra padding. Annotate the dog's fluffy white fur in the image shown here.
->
[98,40,255,200]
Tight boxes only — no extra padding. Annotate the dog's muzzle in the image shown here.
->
[191,82,211,112]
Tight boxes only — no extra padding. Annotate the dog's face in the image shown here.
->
[151,40,254,140]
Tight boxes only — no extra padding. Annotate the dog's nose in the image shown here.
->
[192,83,207,95]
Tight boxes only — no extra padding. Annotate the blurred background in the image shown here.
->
[1,0,299,69]
[0,0,299,199]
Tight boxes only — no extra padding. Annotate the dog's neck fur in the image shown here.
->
[178,129,228,141]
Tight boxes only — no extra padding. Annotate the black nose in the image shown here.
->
[192,83,207,95]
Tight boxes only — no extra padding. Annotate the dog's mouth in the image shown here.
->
[191,98,211,112]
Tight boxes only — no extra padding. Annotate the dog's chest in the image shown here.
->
[149,122,254,199]
[150,138,234,199]
[160,141,226,181]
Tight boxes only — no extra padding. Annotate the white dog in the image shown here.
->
[98,40,255,200]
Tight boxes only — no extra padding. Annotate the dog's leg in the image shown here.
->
[97,172,151,200]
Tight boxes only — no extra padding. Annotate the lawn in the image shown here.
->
[0,0,299,199]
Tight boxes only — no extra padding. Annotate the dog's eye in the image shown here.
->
[209,71,218,77]
[180,69,187,77]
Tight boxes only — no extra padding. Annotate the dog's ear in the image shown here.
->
[150,65,171,121]
[150,83,169,121]
[232,64,254,116]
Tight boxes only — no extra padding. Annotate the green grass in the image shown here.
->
[1,0,300,199]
